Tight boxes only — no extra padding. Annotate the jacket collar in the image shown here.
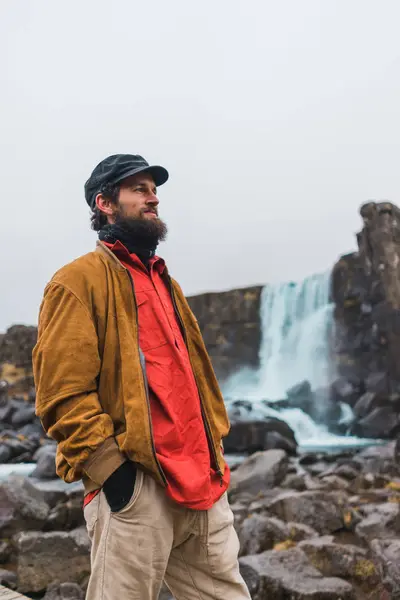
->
[95,240,126,271]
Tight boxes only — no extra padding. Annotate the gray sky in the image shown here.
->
[1,0,400,332]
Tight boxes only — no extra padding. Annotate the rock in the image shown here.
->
[286,522,319,542]
[224,419,297,455]
[354,406,400,438]
[15,527,91,594]
[29,477,83,509]
[353,392,380,419]
[44,492,85,531]
[0,568,17,589]
[330,377,361,407]
[239,548,355,600]
[370,538,400,598]
[0,540,12,563]
[286,381,314,416]
[31,446,57,479]
[238,515,289,556]
[266,491,344,534]
[280,473,307,491]
[0,475,49,536]
[298,535,380,586]
[11,403,36,426]
[43,582,85,600]
[0,444,12,462]
[229,450,289,499]
[355,503,400,542]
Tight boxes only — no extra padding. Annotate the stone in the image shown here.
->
[355,406,400,438]
[224,418,297,455]
[355,503,400,542]
[15,527,91,594]
[229,450,289,499]
[0,539,12,563]
[266,491,344,534]
[29,477,83,509]
[370,538,400,599]
[44,492,85,531]
[239,548,355,600]
[286,522,319,542]
[11,403,36,426]
[353,392,380,419]
[0,568,17,590]
[298,536,380,586]
[0,475,49,536]
[43,582,85,600]
[31,446,57,479]
[238,515,289,556]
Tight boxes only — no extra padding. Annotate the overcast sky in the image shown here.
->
[1,0,400,332]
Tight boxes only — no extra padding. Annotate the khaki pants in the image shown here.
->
[84,470,251,600]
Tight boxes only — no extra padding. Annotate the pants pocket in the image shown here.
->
[111,469,144,516]
[83,492,101,540]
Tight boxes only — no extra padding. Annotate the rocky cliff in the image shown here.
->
[331,201,400,438]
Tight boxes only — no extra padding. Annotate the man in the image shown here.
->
[33,154,251,600]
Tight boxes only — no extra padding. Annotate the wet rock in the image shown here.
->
[266,491,344,534]
[298,535,380,586]
[0,568,17,589]
[238,515,289,556]
[370,538,400,598]
[15,527,90,594]
[43,582,85,600]
[354,406,400,438]
[239,548,355,600]
[353,392,380,419]
[224,419,297,455]
[0,475,49,536]
[229,450,288,499]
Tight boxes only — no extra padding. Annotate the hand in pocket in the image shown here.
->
[103,461,137,512]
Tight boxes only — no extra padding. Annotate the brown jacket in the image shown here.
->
[32,242,230,493]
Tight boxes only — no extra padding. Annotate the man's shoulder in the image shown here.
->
[48,249,106,292]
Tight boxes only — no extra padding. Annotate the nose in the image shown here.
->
[146,192,159,206]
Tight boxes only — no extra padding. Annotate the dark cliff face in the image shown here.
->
[187,286,263,382]
[331,201,400,437]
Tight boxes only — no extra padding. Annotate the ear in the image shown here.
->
[95,193,115,216]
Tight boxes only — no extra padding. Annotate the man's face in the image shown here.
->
[111,172,159,222]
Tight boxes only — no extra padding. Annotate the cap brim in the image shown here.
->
[114,165,169,187]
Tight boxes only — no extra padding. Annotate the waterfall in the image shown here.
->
[258,272,333,399]
[223,271,375,448]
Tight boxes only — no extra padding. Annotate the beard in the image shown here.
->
[113,209,168,248]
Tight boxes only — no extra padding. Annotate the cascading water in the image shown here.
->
[223,271,375,450]
[258,272,333,399]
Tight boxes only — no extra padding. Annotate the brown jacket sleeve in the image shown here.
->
[33,282,125,485]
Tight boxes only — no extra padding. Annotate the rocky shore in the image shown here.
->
[1,440,399,599]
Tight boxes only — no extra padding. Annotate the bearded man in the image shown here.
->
[33,154,251,600]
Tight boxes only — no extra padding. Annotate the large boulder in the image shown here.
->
[224,417,297,455]
[298,536,380,587]
[239,548,355,600]
[0,475,49,536]
[370,538,400,598]
[265,491,345,535]
[229,450,289,500]
[238,515,289,556]
[14,527,90,594]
